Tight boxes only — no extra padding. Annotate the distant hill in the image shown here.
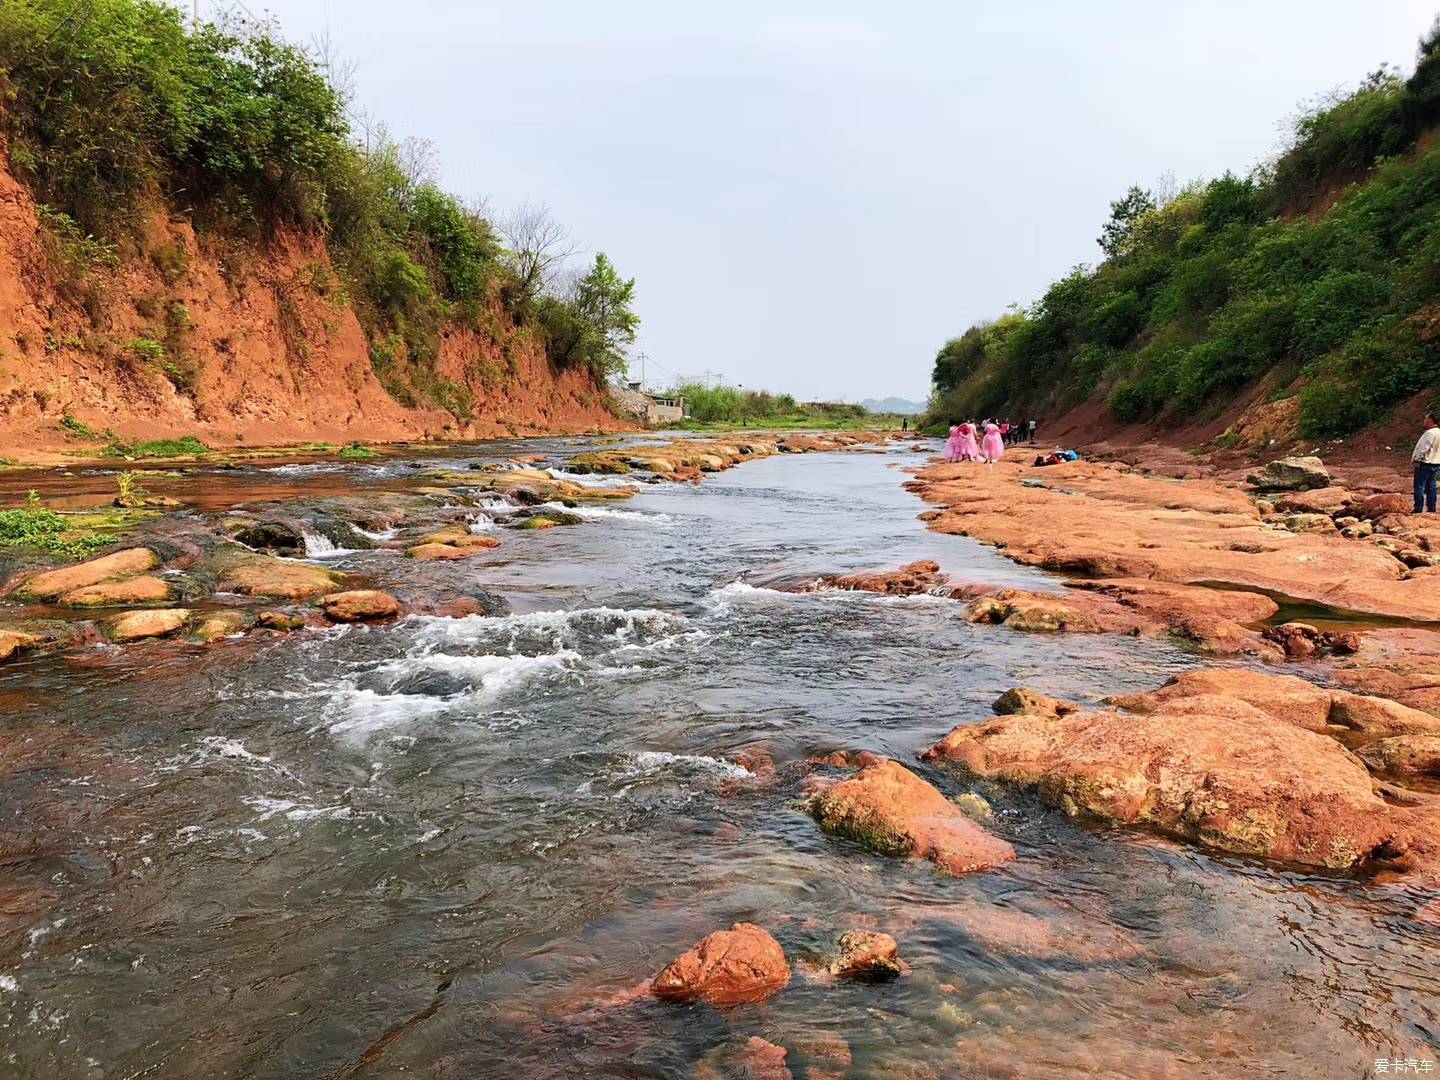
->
[861,397,927,415]
[925,21,1440,441]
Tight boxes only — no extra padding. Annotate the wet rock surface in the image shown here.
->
[922,689,1440,876]
[827,930,901,979]
[1246,456,1331,492]
[651,923,792,1005]
[806,758,1016,875]
[317,590,401,622]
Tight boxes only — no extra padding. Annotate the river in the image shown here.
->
[0,440,1434,1078]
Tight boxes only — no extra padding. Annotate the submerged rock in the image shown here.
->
[806,758,1016,875]
[651,922,791,1005]
[105,608,190,642]
[1246,456,1330,492]
[694,1037,793,1080]
[924,899,1144,964]
[318,589,400,622]
[827,930,901,979]
[12,547,159,602]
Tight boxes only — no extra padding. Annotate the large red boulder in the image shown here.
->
[922,693,1418,871]
[650,923,790,1005]
[806,758,1015,875]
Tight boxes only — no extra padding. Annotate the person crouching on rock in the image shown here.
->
[1415,409,1440,513]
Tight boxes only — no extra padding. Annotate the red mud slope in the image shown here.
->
[0,151,626,458]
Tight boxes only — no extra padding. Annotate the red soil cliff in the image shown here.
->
[0,148,626,458]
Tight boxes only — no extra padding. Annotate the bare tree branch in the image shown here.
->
[499,202,581,301]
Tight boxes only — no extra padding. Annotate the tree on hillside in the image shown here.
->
[1097,185,1157,257]
[534,252,638,377]
[500,202,579,303]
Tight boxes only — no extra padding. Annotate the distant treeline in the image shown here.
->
[927,21,1440,438]
[669,383,869,424]
[0,0,638,416]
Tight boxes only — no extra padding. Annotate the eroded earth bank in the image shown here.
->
[0,432,1437,1078]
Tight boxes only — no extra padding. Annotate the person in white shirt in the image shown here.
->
[1414,411,1440,513]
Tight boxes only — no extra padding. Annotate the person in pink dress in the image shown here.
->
[957,422,981,461]
[981,421,1005,464]
[944,424,963,462]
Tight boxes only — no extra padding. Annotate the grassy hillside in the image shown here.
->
[0,0,636,419]
[927,23,1440,440]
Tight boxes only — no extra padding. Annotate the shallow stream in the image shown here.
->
[1,442,1435,1078]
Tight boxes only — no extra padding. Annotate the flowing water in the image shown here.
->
[1,443,1436,1078]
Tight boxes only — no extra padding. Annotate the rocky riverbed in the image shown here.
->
[0,433,1436,1077]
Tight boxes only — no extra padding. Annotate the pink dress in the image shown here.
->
[944,425,963,462]
[957,423,981,461]
[981,423,1004,461]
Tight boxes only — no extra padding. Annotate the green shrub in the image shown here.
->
[105,435,208,458]
[0,507,113,559]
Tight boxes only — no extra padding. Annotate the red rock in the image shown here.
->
[828,930,901,979]
[13,547,159,601]
[1357,492,1414,520]
[993,687,1078,717]
[1113,669,1440,741]
[1111,669,1334,731]
[806,759,1016,875]
[318,589,401,622]
[963,589,1100,633]
[1357,735,1440,777]
[922,694,1410,870]
[650,923,790,1005]
[811,560,947,597]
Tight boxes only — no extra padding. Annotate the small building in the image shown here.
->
[612,383,686,425]
[644,395,685,423]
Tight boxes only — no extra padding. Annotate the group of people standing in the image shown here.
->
[942,417,1036,464]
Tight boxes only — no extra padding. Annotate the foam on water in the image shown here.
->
[383,648,582,691]
[545,467,640,490]
[322,686,453,741]
[534,501,674,526]
[408,606,690,651]
[301,530,359,558]
[622,751,750,780]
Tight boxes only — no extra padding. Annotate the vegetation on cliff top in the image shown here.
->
[0,0,637,415]
[927,22,1440,440]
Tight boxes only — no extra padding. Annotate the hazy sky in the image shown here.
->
[250,1,1437,402]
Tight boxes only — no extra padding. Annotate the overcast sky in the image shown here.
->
[249,1,1437,402]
